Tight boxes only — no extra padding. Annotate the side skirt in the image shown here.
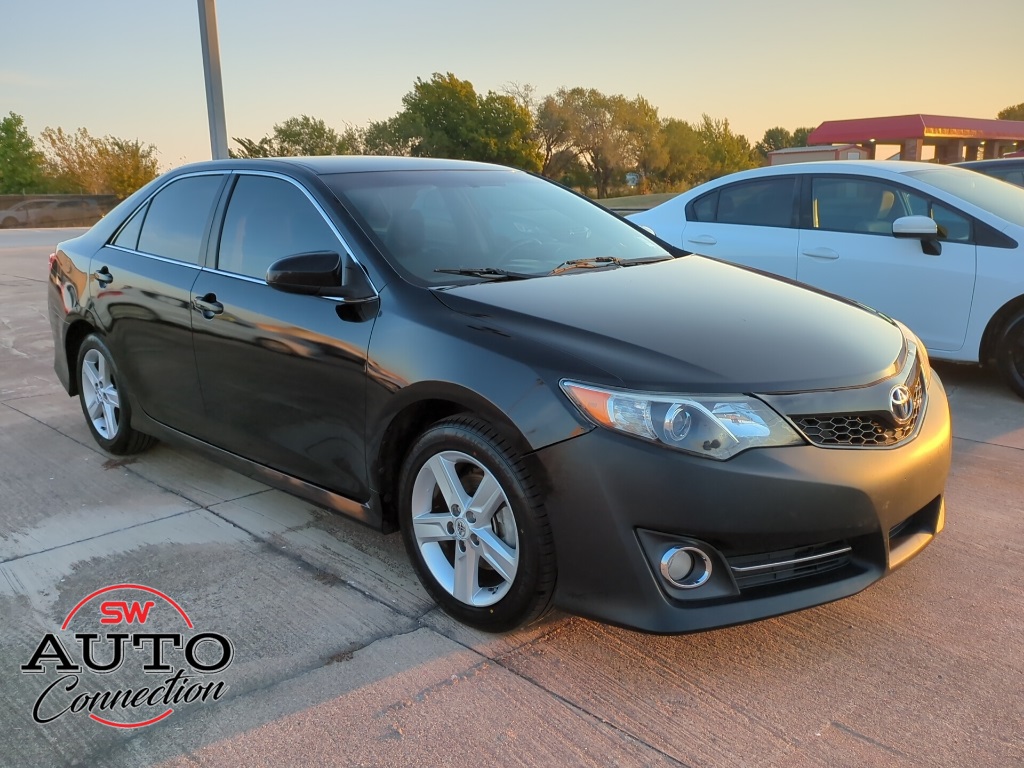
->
[131,410,387,532]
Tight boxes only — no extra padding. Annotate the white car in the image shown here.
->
[630,161,1024,397]
[0,199,57,228]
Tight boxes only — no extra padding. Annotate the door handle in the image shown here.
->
[92,266,113,286]
[801,247,839,260]
[192,293,224,319]
[686,235,717,246]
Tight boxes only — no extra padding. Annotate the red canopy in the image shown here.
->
[808,114,1024,144]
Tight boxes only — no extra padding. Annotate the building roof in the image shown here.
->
[808,114,1024,144]
[769,144,859,155]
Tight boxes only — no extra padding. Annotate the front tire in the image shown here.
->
[996,312,1024,399]
[76,334,156,455]
[399,416,555,632]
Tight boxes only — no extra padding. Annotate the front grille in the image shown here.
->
[796,413,910,446]
[793,371,924,448]
[729,541,852,589]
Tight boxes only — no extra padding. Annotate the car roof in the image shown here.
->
[954,158,1024,169]
[169,155,512,177]
[715,160,942,179]
[663,161,986,198]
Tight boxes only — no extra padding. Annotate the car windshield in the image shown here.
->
[904,167,1024,227]
[323,169,670,286]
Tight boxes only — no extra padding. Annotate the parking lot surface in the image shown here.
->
[2,229,1022,767]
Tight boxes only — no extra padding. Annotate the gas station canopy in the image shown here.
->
[807,114,1024,163]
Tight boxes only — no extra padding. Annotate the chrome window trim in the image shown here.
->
[201,266,348,303]
[105,244,204,270]
[105,168,379,299]
[203,267,264,285]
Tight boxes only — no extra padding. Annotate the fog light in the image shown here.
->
[660,546,712,589]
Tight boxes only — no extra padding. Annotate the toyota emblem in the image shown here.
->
[889,384,914,425]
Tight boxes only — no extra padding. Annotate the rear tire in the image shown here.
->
[76,334,156,455]
[398,416,555,632]
[996,313,1024,399]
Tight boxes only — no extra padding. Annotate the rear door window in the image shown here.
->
[715,178,796,227]
[136,175,224,264]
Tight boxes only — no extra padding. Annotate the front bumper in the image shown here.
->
[534,373,952,633]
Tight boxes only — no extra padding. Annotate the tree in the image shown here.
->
[40,127,158,198]
[232,114,357,158]
[231,136,276,158]
[618,96,666,193]
[656,118,709,189]
[358,118,413,156]
[98,138,162,200]
[755,125,815,159]
[394,72,542,172]
[547,87,664,198]
[274,115,355,156]
[792,126,813,147]
[0,112,45,193]
[997,102,1024,122]
[695,115,758,180]
[755,126,793,158]
[555,88,624,197]
[534,95,577,179]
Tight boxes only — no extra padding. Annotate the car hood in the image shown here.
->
[432,256,906,393]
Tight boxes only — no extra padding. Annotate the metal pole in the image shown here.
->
[197,0,229,159]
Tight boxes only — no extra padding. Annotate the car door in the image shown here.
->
[91,172,226,431]
[797,175,976,352]
[190,172,376,500]
[679,176,800,279]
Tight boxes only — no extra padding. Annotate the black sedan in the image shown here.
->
[47,157,952,633]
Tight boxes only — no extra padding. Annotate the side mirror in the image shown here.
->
[892,215,938,238]
[266,251,375,300]
[892,215,942,256]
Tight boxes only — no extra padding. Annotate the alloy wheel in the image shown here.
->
[409,450,519,607]
[80,348,121,440]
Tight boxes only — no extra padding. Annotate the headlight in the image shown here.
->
[913,337,931,385]
[560,380,804,460]
[895,322,931,385]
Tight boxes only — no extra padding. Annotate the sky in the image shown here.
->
[2,0,1020,170]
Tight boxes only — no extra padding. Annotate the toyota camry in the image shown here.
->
[47,157,951,633]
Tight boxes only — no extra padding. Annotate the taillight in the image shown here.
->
[48,252,57,271]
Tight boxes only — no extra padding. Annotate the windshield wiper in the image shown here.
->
[548,255,671,275]
[434,267,537,281]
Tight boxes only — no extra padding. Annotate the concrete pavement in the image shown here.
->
[1,229,1021,767]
